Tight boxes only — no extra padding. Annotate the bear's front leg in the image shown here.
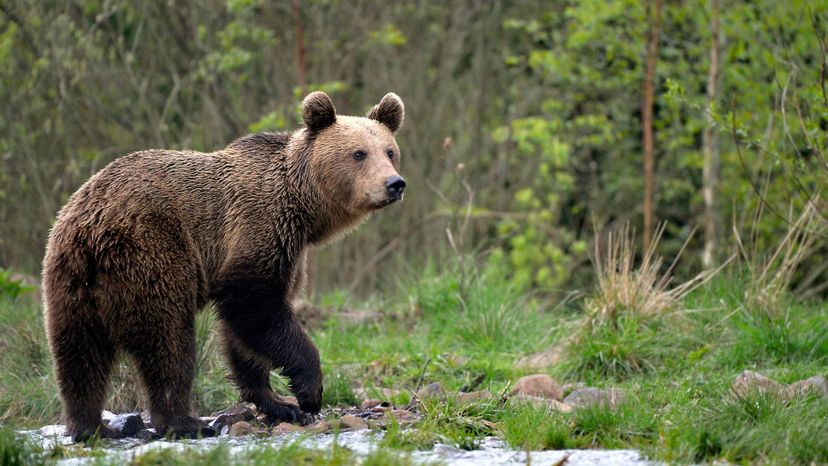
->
[221,327,317,425]
[217,297,323,422]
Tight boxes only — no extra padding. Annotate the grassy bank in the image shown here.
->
[0,247,827,464]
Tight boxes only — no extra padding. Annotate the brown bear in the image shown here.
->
[41,91,406,441]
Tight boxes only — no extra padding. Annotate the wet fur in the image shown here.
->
[41,93,404,441]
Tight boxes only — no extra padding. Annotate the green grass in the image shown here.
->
[1,260,827,465]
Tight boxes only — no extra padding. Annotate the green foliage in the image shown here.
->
[0,426,45,466]
[1,0,827,296]
[407,260,555,353]
[0,270,34,299]
[722,304,828,367]
[564,316,661,381]
[662,387,828,465]
[322,371,358,407]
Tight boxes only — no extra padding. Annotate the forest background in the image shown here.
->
[1,0,826,299]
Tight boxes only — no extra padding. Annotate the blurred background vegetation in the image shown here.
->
[0,0,826,299]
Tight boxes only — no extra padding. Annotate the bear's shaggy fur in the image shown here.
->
[41,92,405,441]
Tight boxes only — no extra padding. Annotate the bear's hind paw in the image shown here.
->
[157,415,216,439]
[70,423,124,443]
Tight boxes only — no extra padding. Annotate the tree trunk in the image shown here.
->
[293,0,315,299]
[292,0,307,90]
[702,0,721,267]
[642,0,662,252]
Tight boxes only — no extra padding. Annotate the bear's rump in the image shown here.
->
[45,198,208,343]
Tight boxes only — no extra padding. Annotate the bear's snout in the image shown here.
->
[385,175,406,201]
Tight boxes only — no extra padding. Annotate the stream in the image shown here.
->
[27,425,658,465]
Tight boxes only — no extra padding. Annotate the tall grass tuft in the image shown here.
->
[589,224,717,326]
[408,259,548,354]
[735,203,819,318]
[723,204,828,366]
[567,224,720,379]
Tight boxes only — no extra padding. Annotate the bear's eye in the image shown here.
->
[352,150,367,161]
[387,149,394,159]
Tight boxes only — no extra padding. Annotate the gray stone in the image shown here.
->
[564,387,626,409]
[784,375,828,400]
[227,421,255,437]
[360,399,384,409]
[210,403,255,431]
[458,390,493,404]
[509,393,572,412]
[561,382,587,397]
[416,382,446,400]
[102,412,146,436]
[731,371,784,398]
[516,345,567,371]
[306,420,332,433]
[389,409,417,423]
[338,309,382,325]
[354,387,400,401]
[273,422,306,434]
[510,374,564,401]
[338,415,368,430]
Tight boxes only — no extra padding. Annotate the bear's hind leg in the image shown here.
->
[49,315,121,442]
[126,313,213,439]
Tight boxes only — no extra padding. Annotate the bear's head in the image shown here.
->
[300,91,405,228]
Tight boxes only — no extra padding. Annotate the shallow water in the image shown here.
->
[27,426,658,465]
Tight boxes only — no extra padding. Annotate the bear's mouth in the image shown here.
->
[371,196,401,209]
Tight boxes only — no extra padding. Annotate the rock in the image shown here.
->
[731,371,784,398]
[134,429,158,441]
[564,387,626,409]
[210,403,255,431]
[360,399,385,409]
[416,383,446,400]
[516,345,566,371]
[273,422,306,434]
[338,309,382,325]
[102,412,146,436]
[211,403,256,419]
[388,409,417,424]
[338,415,369,430]
[306,420,332,434]
[226,421,255,437]
[458,390,493,404]
[510,374,563,401]
[509,393,572,413]
[39,425,68,437]
[561,382,586,397]
[784,375,828,400]
[443,354,469,366]
[354,387,400,401]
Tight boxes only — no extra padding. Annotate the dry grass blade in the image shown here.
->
[736,202,820,317]
[589,223,723,326]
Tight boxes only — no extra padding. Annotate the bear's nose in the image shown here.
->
[385,175,406,200]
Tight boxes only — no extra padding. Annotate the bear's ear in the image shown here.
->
[302,91,337,132]
[367,93,404,133]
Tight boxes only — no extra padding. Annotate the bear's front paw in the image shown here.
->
[296,382,323,415]
[259,401,315,425]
